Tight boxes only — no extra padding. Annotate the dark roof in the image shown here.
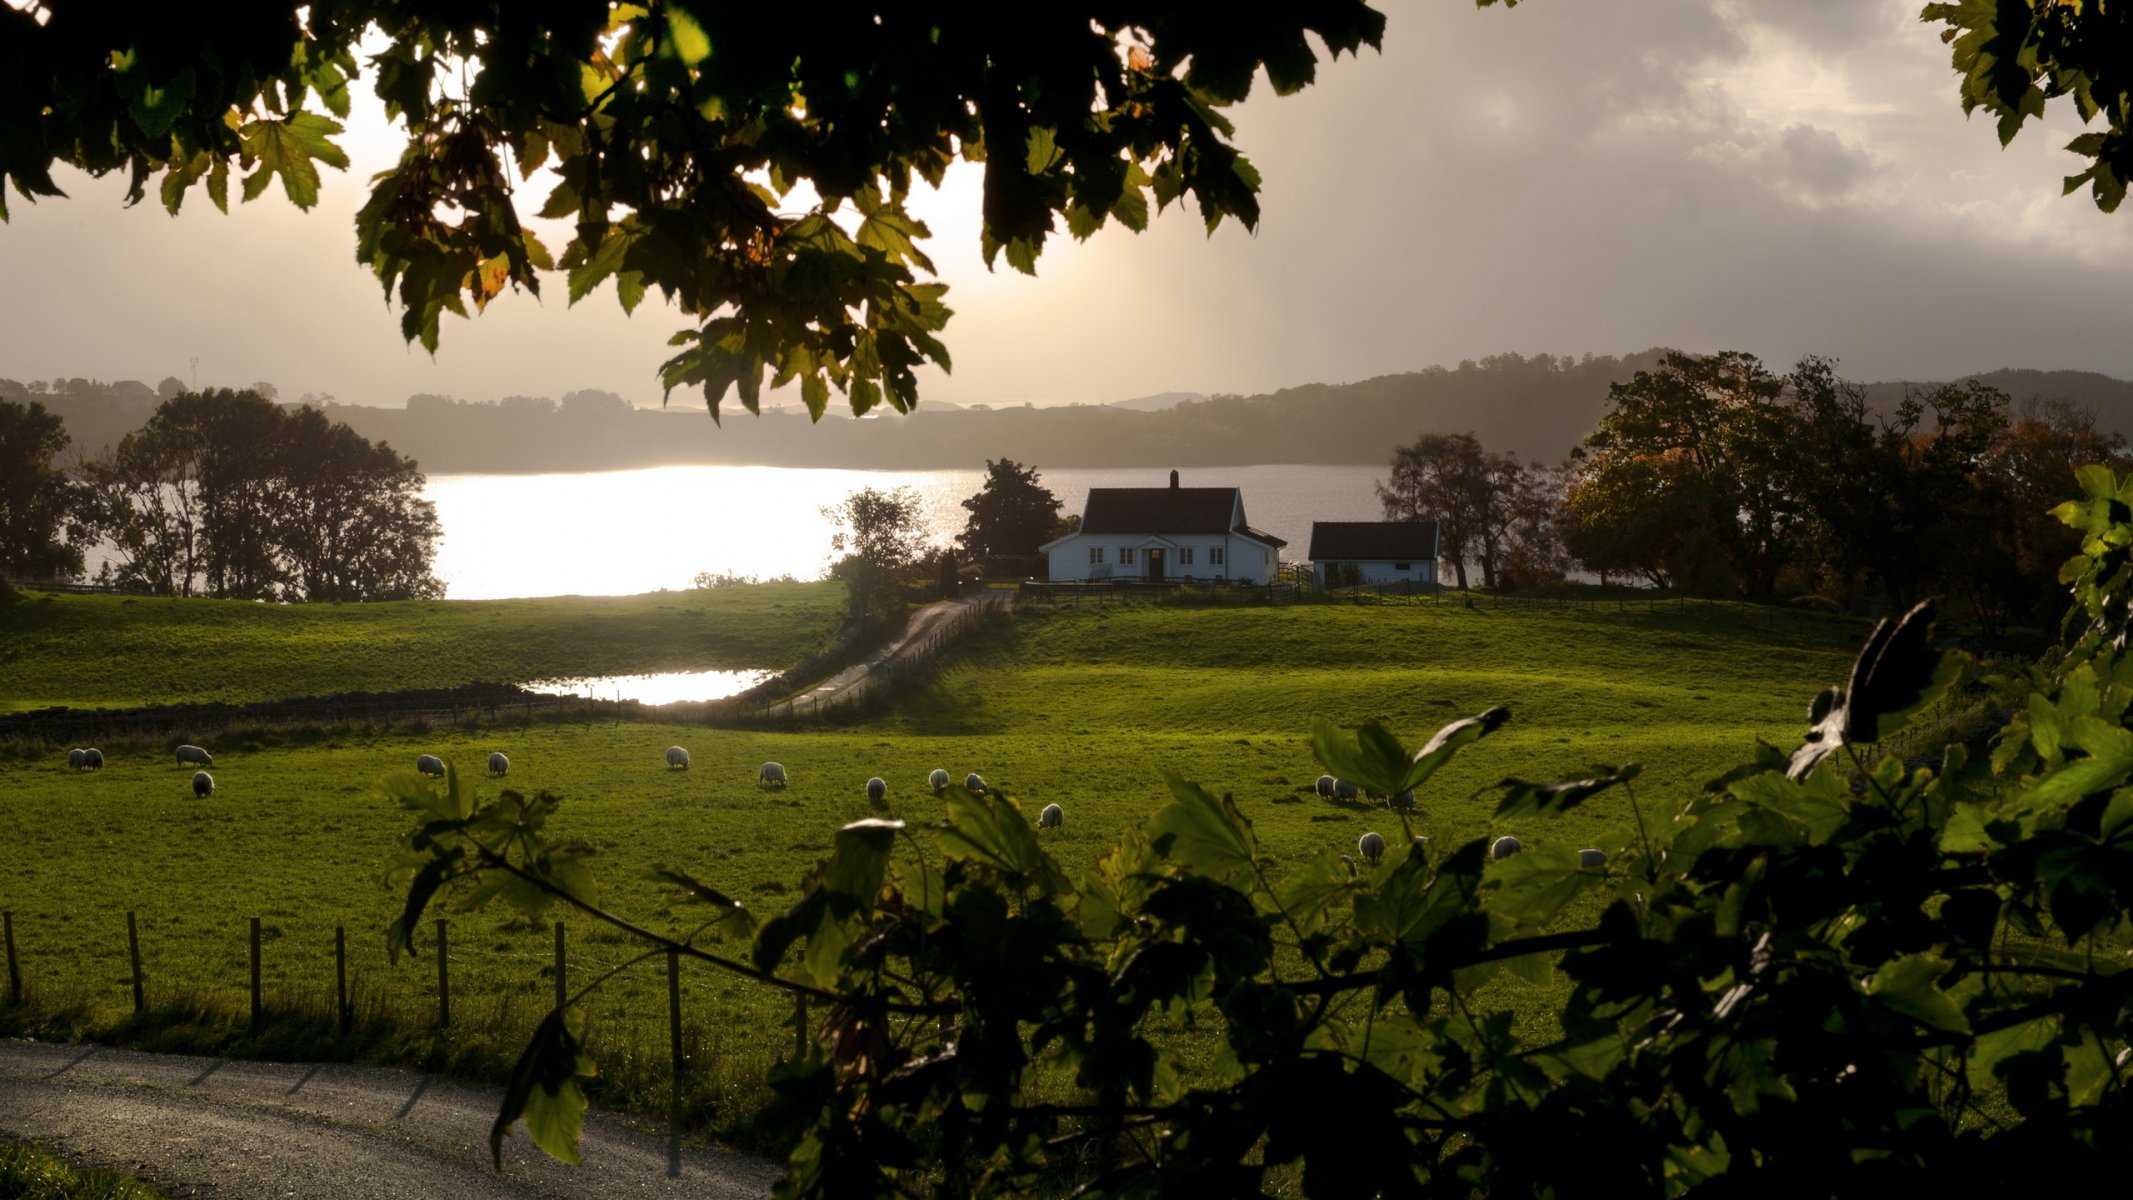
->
[1081,487,1240,535]
[1235,524,1287,549]
[1308,521,1441,561]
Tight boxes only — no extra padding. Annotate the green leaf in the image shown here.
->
[648,866,757,939]
[664,6,713,65]
[938,789,1068,893]
[1494,764,1639,820]
[386,851,462,963]
[1868,953,1968,1034]
[1272,849,1354,936]
[237,113,349,210]
[1309,717,1404,798]
[825,818,901,905]
[491,1007,596,1168]
[1148,774,1258,889]
[1401,707,1511,794]
[2027,717,2133,808]
[1483,843,1597,928]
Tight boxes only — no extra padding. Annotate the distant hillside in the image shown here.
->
[1110,390,1204,412]
[22,358,2133,474]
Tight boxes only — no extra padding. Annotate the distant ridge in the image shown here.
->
[19,357,2133,472]
[1109,390,1204,412]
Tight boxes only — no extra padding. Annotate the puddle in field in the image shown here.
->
[523,669,773,706]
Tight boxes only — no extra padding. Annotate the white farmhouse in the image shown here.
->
[1308,521,1442,589]
[1042,471,1287,584]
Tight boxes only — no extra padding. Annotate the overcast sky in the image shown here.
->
[3,0,2129,411]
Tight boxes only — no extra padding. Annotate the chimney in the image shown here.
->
[1169,469,1179,489]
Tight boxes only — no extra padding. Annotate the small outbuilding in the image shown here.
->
[1308,521,1442,589]
[1041,471,1286,584]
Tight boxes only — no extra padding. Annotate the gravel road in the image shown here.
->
[0,1040,778,1198]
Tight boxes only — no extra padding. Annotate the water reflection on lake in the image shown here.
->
[522,668,774,705]
[425,463,1386,599]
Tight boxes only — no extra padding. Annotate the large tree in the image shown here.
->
[824,485,930,621]
[0,397,85,584]
[0,2,1386,419]
[78,389,443,600]
[956,459,1070,561]
[1377,432,1523,590]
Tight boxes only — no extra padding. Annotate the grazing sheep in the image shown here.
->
[1491,835,1523,860]
[416,754,445,777]
[866,777,887,803]
[83,748,104,770]
[1314,774,1336,798]
[1358,831,1387,865]
[759,761,787,787]
[1391,790,1415,811]
[191,771,214,797]
[176,744,213,767]
[67,748,85,770]
[666,746,690,770]
[964,772,985,793]
[1578,848,1608,869]
[488,751,509,777]
[928,768,950,790]
[1333,779,1360,801]
[1038,803,1063,829]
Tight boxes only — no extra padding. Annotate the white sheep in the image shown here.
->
[176,744,213,767]
[488,751,509,777]
[1333,779,1359,801]
[82,748,104,770]
[866,776,887,803]
[964,772,985,793]
[1391,790,1415,811]
[1314,774,1336,798]
[1491,835,1523,860]
[416,754,445,777]
[666,746,690,770]
[928,768,950,790]
[67,748,85,769]
[1578,848,1608,869]
[192,770,214,797]
[1038,803,1063,829]
[759,761,787,787]
[1358,831,1387,865]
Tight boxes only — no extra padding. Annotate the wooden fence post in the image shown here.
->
[435,918,451,1027]
[2,911,18,1006]
[249,917,263,1030]
[667,949,685,1081]
[126,911,144,1014]
[553,921,567,1013]
[335,925,351,1035]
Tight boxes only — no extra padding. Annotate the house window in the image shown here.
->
[1119,547,1135,565]
[1393,562,1411,571]
[1089,547,1105,565]
[1209,547,1224,566]
[1177,547,1194,566]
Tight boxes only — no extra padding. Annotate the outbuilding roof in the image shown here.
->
[1307,521,1441,562]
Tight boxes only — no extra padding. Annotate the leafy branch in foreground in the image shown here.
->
[1,2,1389,418]
[386,469,2133,1195]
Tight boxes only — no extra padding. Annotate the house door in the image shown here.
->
[1146,549,1165,581]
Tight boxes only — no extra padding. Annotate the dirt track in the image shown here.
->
[0,1040,776,1198]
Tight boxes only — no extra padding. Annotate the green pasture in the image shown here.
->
[0,583,843,712]
[0,597,1867,1143]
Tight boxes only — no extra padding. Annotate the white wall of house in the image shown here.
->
[1046,533,1276,584]
[1315,559,1439,588]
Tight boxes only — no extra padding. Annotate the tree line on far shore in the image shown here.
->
[1379,350,2126,631]
[0,389,441,601]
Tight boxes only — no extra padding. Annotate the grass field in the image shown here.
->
[0,596,1868,1148]
[0,583,844,712]
[0,1141,165,1200]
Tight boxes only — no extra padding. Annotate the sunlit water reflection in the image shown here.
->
[522,668,774,705]
[425,463,1388,599]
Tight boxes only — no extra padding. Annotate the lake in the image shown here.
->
[426,463,1389,599]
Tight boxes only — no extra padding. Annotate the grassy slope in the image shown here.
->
[0,599,1864,1140]
[0,1142,165,1200]
[0,584,844,712]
